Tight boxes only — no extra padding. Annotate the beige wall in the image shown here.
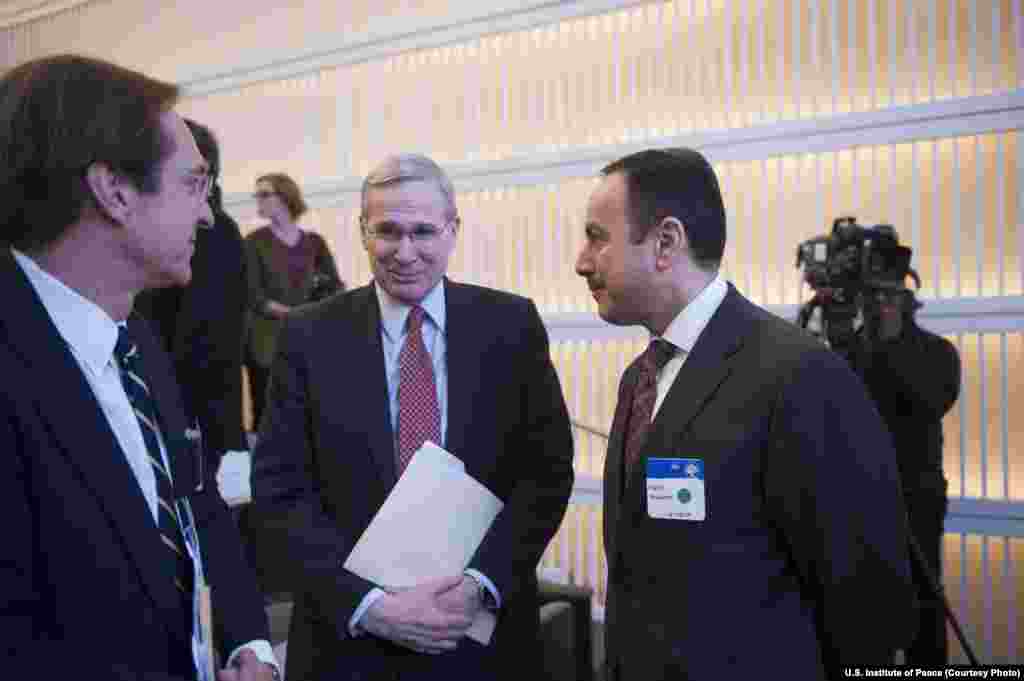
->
[6,0,1023,662]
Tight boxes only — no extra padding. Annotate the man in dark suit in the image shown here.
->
[0,55,277,680]
[252,153,575,681]
[574,148,917,680]
[135,118,249,478]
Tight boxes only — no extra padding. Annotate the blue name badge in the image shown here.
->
[646,458,706,521]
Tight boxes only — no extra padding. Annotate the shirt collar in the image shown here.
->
[659,273,728,354]
[11,248,121,376]
[375,279,447,341]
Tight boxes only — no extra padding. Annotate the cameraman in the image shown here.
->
[847,268,961,666]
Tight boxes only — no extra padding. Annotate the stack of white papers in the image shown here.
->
[344,442,504,644]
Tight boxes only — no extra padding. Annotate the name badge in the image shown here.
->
[647,458,706,521]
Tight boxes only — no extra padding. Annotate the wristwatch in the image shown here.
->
[466,572,497,611]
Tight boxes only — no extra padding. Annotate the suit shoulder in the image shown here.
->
[288,283,372,329]
[447,281,536,314]
[739,299,844,370]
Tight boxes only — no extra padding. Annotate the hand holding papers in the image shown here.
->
[344,442,503,644]
[215,450,252,506]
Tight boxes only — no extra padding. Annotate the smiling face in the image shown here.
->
[361,179,457,305]
[123,111,213,288]
[575,171,658,328]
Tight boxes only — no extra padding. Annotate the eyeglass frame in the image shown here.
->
[359,215,460,246]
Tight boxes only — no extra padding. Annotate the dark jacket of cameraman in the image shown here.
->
[849,317,960,482]
[847,303,960,664]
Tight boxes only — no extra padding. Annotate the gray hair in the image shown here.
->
[359,153,458,223]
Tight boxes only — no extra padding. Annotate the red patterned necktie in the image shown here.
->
[623,339,676,473]
[396,306,441,475]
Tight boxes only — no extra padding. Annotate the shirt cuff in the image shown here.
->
[465,569,501,610]
[226,640,280,678]
[348,587,388,637]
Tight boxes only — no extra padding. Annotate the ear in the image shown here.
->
[83,162,134,224]
[653,216,687,270]
[359,218,373,251]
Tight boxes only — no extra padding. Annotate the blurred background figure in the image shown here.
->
[847,267,961,666]
[244,172,343,431]
[135,118,249,478]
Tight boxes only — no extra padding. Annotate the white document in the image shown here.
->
[343,441,504,644]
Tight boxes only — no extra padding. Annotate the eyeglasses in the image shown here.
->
[252,190,278,200]
[361,219,457,246]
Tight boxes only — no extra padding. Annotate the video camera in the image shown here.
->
[795,217,918,350]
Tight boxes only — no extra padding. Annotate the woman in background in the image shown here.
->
[244,172,342,431]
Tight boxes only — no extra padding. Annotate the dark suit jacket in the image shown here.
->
[252,279,575,681]
[603,285,917,681]
[0,250,269,680]
[135,209,249,472]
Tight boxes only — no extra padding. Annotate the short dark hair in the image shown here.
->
[0,54,180,251]
[256,173,308,220]
[184,118,219,179]
[602,148,726,271]
[185,118,222,211]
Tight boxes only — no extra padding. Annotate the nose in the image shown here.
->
[393,235,418,263]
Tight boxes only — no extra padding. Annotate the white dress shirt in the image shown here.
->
[12,249,278,677]
[349,280,500,635]
[651,273,729,419]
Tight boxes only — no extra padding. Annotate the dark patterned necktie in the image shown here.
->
[623,339,676,472]
[114,325,193,597]
[396,306,441,476]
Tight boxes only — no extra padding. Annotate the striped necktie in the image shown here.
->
[114,325,193,597]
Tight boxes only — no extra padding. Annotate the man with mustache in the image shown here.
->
[0,55,277,680]
[575,147,917,680]
[252,153,574,680]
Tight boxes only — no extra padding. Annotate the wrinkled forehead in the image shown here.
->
[363,180,449,224]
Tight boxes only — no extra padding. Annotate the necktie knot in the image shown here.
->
[406,306,425,333]
[643,338,676,374]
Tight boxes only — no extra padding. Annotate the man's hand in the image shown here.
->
[217,648,276,681]
[361,576,474,654]
[435,575,484,619]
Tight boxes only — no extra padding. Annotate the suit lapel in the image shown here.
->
[604,359,641,557]
[351,285,400,488]
[441,280,474,462]
[648,285,748,445]
[0,253,188,634]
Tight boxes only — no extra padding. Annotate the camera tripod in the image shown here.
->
[906,526,979,665]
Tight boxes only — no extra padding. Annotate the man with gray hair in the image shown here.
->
[253,153,575,680]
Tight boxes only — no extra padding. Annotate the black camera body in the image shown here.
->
[796,217,912,296]
[796,217,915,350]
